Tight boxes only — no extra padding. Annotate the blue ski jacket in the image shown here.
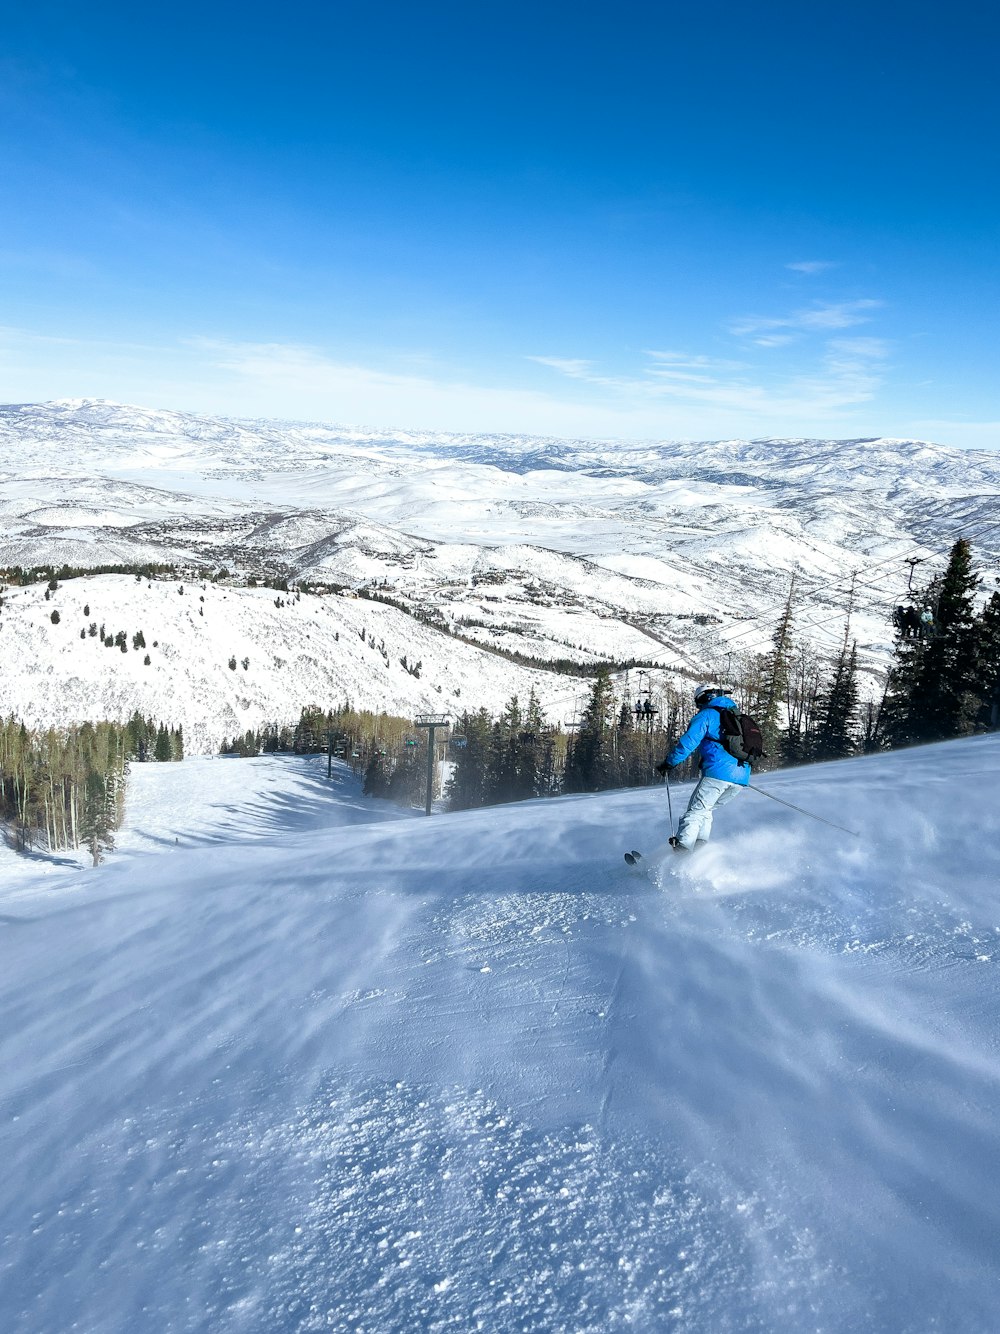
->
[665,695,751,785]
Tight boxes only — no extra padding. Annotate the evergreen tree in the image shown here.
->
[446,710,493,810]
[487,695,526,804]
[811,641,860,761]
[972,590,1000,730]
[154,724,172,762]
[563,667,615,792]
[362,751,391,798]
[386,748,425,806]
[125,710,150,761]
[758,577,796,766]
[884,539,980,745]
[293,708,321,752]
[517,689,545,799]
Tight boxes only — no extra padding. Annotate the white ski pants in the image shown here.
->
[675,775,742,848]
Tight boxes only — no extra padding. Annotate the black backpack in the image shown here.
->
[708,705,764,766]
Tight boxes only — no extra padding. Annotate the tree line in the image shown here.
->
[0,563,294,591]
[1,712,184,862]
[878,538,1000,745]
[0,720,127,864]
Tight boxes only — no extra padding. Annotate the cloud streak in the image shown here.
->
[729,299,882,342]
[530,331,892,420]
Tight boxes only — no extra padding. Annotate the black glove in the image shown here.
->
[655,760,670,776]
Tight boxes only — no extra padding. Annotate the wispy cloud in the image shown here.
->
[529,332,892,420]
[747,333,798,350]
[526,356,596,379]
[644,350,748,372]
[729,298,882,344]
[827,336,890,361]
[786,260,836,275]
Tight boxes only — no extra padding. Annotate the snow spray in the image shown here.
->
[748,785,859,838]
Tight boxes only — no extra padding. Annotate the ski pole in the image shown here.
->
[748,784,859,838]
[665,770,676,838]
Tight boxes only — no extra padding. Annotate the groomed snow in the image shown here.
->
[3,735,1000,1331]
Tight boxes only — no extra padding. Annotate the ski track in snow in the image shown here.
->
[3,739,1000,1331]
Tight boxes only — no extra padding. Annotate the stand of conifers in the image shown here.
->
[0,712,184,864]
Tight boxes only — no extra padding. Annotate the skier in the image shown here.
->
[655,684,750,852]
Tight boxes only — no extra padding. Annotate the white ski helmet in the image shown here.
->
[693,683,720,706]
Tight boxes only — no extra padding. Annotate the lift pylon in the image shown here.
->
[414,714,451,815]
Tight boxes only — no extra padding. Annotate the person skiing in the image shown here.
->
[655,684,751,852]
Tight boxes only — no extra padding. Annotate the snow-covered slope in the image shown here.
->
[2,737,1000,1331]
[4,400,999,692]
[0,575,591,751]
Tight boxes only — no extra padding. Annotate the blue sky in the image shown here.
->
[1,0,998,444]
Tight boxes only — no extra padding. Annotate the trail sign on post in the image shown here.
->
[414,714,450,815]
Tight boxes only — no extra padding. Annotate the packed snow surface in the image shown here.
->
[3,737,1000,1332]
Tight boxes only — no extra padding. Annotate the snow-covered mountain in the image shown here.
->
[3,735,1000,1330]
[2,399,999,738]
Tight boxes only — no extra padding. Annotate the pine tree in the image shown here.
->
[363,751,391,798]
[884,539,980,745]
[487,695,523,803]
[972,590,1000,730]
[758,577,796,766]
[126,710,150,762]
[563,667,615,792]
[446,710,493,810]
[518,689,545,799]
[154,724,172,762]
[386,748,425,806]
[811,641,860,761]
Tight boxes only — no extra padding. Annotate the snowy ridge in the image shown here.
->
[0,575,592,751]
[2,737,1000,1330]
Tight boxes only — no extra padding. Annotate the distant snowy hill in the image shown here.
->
[3,736,1000,1331]
[2,399,999,737]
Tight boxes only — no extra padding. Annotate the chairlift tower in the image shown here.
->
[414,714,450,815]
